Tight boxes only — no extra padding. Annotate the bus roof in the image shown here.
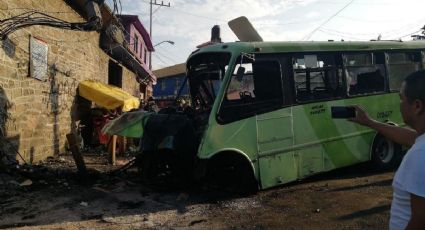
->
[191,40,425,56]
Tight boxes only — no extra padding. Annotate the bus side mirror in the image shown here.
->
[236,66,245,81]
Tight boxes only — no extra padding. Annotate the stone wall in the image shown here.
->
[0,0,141,163]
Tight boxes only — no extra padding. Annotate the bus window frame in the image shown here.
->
[290,52,345,105]
[385,50,423,93]
[217,53,286,124]
[343,51,388,98]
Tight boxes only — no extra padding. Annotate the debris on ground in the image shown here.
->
[0,150,395,229]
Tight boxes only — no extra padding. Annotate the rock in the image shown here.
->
[80,201,89,207]
[20,179,33,186]
[176,193,189,202]
[8,180,20,186]
[92,186,110,194]
[144,220,155,227]
[46,156,54,162]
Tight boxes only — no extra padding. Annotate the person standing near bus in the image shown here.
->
[349,70,425,230]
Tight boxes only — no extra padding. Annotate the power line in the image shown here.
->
[155,50,177,63]
[153,53,169,66]
[152,5,162,15]
[169,8,227,22]
[336,15,404,23]
[302,0,355,41]
[391,29,423,40]
[311,0,413,5]
[149,0,171,70]
[317,29,366,40]
[320,27,382,36]
[257,19,323,27]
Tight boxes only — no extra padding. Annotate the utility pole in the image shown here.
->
[149,0,170,70]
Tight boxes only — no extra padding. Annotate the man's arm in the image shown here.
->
[348,105,417,147]
[406,194,425,230]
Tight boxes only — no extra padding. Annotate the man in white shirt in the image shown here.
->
[349,70,425,230]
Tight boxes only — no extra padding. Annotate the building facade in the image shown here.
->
[118,14,155,100]
[0,0,154,162]
[153,63,188,108]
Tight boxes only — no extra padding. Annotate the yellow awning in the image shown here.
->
[78,80,140,112]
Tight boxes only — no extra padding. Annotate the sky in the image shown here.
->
[109,0,425,70]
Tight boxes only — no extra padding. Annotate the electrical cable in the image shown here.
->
[391,29,423,40]
[302,0,355,41]
[317,28,366,40]
[155,50,177,63]
[153,53,169,66]
[0,11,100,40]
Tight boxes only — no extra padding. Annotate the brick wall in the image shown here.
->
[0,0,141,163]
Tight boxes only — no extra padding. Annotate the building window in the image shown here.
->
[133,36,139,53]
[161,80,166,90]
[140,43,143,58]
[108,60,123,88]
[175,78,181,95]
[144,48,148,64]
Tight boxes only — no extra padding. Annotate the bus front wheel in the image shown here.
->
[206,153,258,194]
[371,134,402,170]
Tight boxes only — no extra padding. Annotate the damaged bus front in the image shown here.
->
[138,51,237,187]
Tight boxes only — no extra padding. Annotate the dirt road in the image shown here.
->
[0,156,394,230]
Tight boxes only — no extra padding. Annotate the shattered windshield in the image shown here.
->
[187,53,231,110]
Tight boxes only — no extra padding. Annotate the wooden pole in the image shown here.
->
[66,133,87,176]
[108,135,117,165]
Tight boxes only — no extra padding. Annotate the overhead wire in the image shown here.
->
[336,15,404,23]
[317,29,366,40]
[302,0,355,40]
[155,50,177,63]
[152,5,162,16]
[391,29,423,40]
[153,53,169,66]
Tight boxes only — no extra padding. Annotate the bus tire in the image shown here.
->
[371,134,402,170]
[206,153,258,194]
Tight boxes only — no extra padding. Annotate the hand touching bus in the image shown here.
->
[347,105,374,127]
[348,105,416,147]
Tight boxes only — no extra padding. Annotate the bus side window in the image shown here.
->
[226,63,254,101]
[387,52,421,92]
[293,54,343,103]
[218,60,283,123]
[218,62,255,123]
[344,53,386,96]
[252,61,283,104]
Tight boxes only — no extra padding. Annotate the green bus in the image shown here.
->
[140,40,425,190]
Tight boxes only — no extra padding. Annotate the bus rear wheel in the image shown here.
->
[371,135,402,170]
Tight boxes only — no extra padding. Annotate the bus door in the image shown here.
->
[253,57,298,189]
[291,53,344,178]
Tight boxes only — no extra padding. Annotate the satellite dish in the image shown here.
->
[228,16,263,42]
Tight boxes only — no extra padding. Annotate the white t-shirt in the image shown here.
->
[390,133,425,230]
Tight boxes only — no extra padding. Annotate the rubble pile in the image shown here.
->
[0,149,18,172]
[0,151,139,194]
